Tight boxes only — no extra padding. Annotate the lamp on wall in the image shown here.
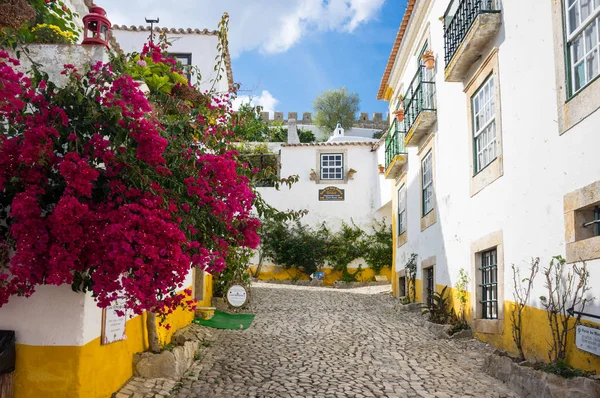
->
[81,6,111,48]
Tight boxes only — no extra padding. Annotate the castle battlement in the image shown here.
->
[260,112,389,130]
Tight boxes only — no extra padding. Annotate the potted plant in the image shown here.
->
[348,168,357,179]
[393,108,404,122]
[422,50,435,69]
[309,168,317,181]
[378,164,385,173]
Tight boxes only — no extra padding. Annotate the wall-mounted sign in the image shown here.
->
[319,186,344,201]
[227,285,248,307]
[101,300,127,345]
[575,325,600,357]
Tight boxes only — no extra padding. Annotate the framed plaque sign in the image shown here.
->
[227,284,248,307]
[575,325,600,357]
[101,300,127,345]
[319,186,344,201]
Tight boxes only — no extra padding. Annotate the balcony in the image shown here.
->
[384,120,407,180]
[443,0,502,82]
[403,65,436,147]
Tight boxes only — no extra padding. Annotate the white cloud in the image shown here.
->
[233,90,279,117]
[98,0,385,57]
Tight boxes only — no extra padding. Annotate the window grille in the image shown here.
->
[398,184,407,235]
[479,249,498,319]
[422,151,434,216]
[472,75,496,173]
[320,154,343,180]
[564,0,600,95]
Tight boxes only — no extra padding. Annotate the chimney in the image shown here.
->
[287,118,300,144]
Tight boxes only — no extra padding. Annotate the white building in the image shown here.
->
[249,120,394,282]
[378,0,600,371]
[257,121,389,230]
[112,24,233,94]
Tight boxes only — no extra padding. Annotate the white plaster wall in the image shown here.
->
[390,0,600,319]
[13,44,109,87]
[257,144,385,231]
[0,285,88,346]
[112,30,228,93]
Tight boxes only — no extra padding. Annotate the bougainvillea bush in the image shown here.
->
[0,38,261,318]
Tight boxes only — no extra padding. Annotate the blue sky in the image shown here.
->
[100,0,406,116]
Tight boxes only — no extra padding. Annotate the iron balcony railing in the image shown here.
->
[443,0,501,67]
[403,65,436,134]
[384,119,406,169]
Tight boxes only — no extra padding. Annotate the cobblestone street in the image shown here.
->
[168,283,518,398]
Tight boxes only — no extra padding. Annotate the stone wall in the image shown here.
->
[261,112,389,130]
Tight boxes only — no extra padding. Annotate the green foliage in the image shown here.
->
[341,265,363,283]
[372,130,384,139]
[448,321,470,336]
[422,286,453,324]
[361,219,393,274]
[212,248,252,298]
[124,55,188,95]
[232,103,270,142]
[455,268,469,321]
[236,143,280,188]
[313,87,360,134]
[261,220,330,276]
[405,253,418,302]
[1,0,81,52]
[269,124,316,143]
[538,360,594,379]
[260,219,391,277]
[327,221,364,272]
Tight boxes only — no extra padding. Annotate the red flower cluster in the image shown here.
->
[0,49,259,316]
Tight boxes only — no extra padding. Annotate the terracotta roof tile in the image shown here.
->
[281,142,375,148]
[377,0,416,100]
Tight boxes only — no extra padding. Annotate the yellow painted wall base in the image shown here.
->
[250,264,392,287]
[13,285,199,398]
[398,280,599,372]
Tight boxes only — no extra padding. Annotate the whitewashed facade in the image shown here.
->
[112,25,233,94]
[379,0,600,368]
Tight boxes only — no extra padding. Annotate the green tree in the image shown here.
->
[232,103,270,142]
[313,87,360,134]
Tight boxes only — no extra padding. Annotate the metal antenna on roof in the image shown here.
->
[145,17,159,43]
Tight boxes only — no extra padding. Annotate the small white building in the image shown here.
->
[112,24,233,93]
[378,0,600,371]
[258,119,390,230]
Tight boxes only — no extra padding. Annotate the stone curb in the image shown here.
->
[483,353,600,398]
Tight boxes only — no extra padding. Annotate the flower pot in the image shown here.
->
[309,172,317,181]
[378,166,385,173]
[348,171,356,179]
[422,50,435,69]
[394,109,404,122]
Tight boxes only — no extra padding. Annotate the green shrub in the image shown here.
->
[422,286,453,324]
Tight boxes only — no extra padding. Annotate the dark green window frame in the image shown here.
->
[479,249,498,320]
[561,0,600,100]
[471,73,497,176]
[426,267,435,307]
[421,150,434,217]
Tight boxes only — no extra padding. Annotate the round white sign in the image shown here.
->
[227,285,247,307]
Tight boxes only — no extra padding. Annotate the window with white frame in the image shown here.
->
[565,0,600,94]
[398,184,407,235]
[320,153,343,180]
[472,75,496,173]
[421,151,434,216]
